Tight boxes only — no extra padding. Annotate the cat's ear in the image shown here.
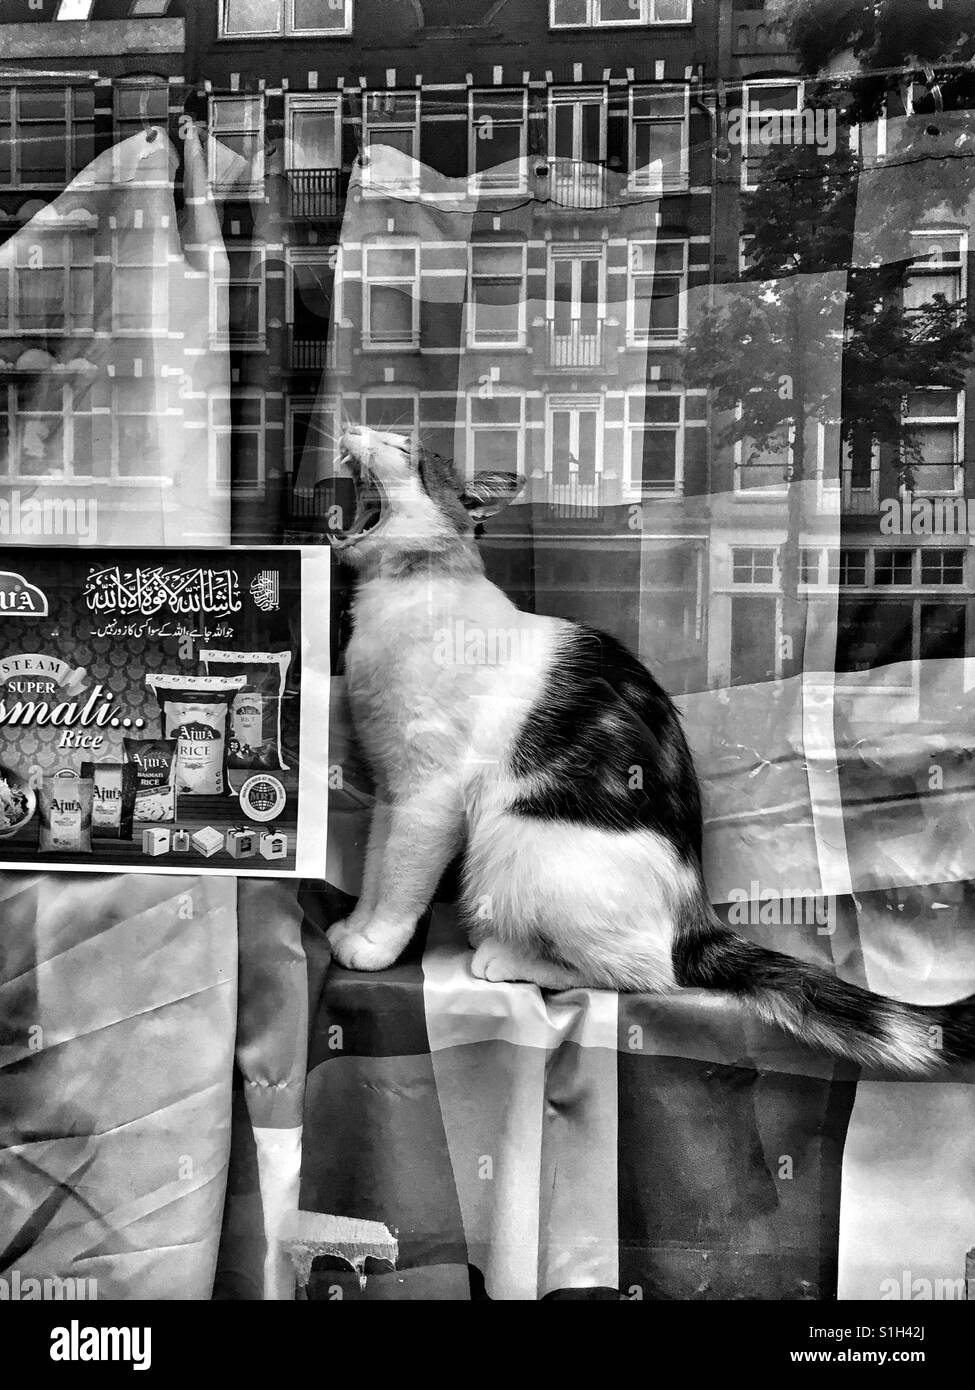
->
[459,471,526,521]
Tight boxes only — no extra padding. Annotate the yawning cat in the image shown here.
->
[327,423,975,1074]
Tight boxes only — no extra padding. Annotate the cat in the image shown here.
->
[327,423,975,1074]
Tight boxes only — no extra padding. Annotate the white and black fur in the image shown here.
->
[328,424,975,1075]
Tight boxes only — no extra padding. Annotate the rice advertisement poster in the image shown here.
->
[0,547,329,876]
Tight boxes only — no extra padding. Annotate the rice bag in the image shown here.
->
[145,675,246,795]
[123,737,179,823]
[82,760,133,840]
[199,650,292,771]
[39,775,93,854]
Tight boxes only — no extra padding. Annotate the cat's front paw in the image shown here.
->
[326,917,408,971]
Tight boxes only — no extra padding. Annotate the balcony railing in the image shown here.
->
[548,321,604,370]
[288,327,334,372]
[547,479,601,518]
[547,159,606,210]
[288,168,348,220]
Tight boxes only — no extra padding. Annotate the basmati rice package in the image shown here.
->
[145,675,246,795]
[123,737,179,823]
[199,650,292,771]
[82,760,133,839]
[39,775,93,854]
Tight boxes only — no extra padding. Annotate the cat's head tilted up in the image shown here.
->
[329,425,525,574]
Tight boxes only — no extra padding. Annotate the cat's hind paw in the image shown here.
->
[327,918,408,971]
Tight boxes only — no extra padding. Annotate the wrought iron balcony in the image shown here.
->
[287,168,348,220]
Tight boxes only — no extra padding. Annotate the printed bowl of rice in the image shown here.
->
[0,767,36,838]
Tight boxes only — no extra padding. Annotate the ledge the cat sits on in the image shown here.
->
[327,423,975,1075]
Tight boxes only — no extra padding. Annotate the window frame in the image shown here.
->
[549,0,693,27]
[0,84,95,189]
[208,94,266,197]
[208,389,266,495]
[284,92,343,172]
[112,224,170,335]
[362,239,420,350]
[733,403,795,496]
[627,83,690,193]
[626,237,688,345]
[362,90,421,188]
[904,228,967,317]
[467,241,527,349]
[2,228,95,337]
[740,78,804,192]
[468,88,529,192]
[901,386,965,497]
[218,0,354,38]
[360,389,419,449]
[0,379,96,482]
[624,388,685,499]
[211,241,267,350]
[466,390,527,479]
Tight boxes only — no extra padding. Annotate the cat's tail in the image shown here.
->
[673,901,975,1074]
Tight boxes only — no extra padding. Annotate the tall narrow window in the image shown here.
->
[15,233,94,334]
[902,389,963,494]
[115,78,170,146]
[363,91,420,184]
[549,89,606,207]
[741,81,803,189]
[626,391,684,495]
[469,243,525,347]
[363,243,419,347]
[213,245,266,348]
[904,231,965,319]
[629,86,688,191]
[113,228,169,333]
[209,95,265,196]
[469,90,527,190]
[627,239,687,343]
[468,393,525,474]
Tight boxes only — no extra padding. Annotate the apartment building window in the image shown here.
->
[904,230,966,315]
[468,243,525,348]
[921,549,966,585]
[735,417,792,492]
[467,393,525,475]
[627,240,687,344]
[838,548,867,585]
[288,395,337,479]
[550,0,692,25]
[902,389,963,494]
[626,391,684,495]
[0,379,93,478]
[732,547,777,584]
[219,0,353,36]
[363,91,419,174]
[469,90,527,190]
[548,244,604,368]
[115,78,169,145]
[113,228,169,333]
[287,250,335,369]
[212,244,266,349]
[210,392,265,492]
[548,396,602,492]
[209,96,265,196]
[549,89,606,206]
[363,242,419,348]
[873,548,913,585]
[0,87,95,187]
[741,81,803,190]
[362,392,418,445]
[629,86,688,191]
[286,94,341,171]
[1,232,94,334]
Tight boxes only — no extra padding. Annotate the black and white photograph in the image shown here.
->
[1,0,974,1347]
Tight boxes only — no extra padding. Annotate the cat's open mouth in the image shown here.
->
[330,452,386,547]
